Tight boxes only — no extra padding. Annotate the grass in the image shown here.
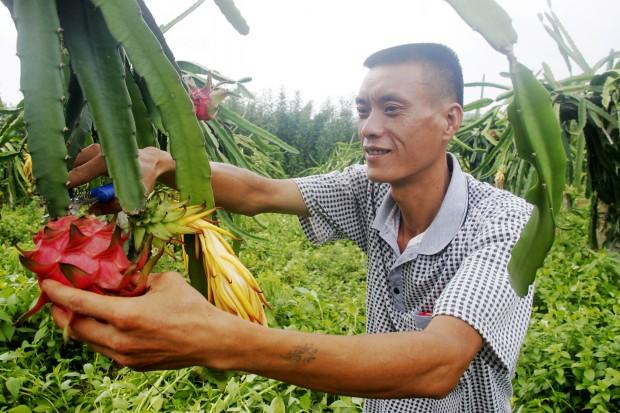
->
[0,202,617,412]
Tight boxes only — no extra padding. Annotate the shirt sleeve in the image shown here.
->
[433,196,534,373]
[293,164,370,252]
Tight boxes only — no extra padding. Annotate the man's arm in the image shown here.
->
[69,144,308,216]
[235,313,481,399]
[43,273,482,399]
[210,161,308,217]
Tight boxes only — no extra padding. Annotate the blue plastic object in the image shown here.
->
[90,183,115,203]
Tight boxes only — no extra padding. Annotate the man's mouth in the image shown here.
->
[364,147,391,156]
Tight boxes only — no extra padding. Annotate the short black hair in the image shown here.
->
[364,43,464,106]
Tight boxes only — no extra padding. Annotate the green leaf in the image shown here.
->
[299,392,312,410]
[59,0,146,214]
[507,62,566,296]
[136,0,181,74]
[445,0,517,54]
[217,210,266,242]
[64,105,93,169]
[585,369,596,381]
[32,325,47,344]
[508,186,554,296]
[161,0,207,34]
[8,406,31,413]
[463,98,494,112]
[208,120,250,168]
[0,111,23,147]
[577,97,587,130]
[0,0,13,15]
[544,11,591,74]
[0,151,18,160]
[178,60,211,76]
[184,235,208,298]
[14,0,70,217]
[269,396,285,413]
[125,65,157,149]
[219,106,299,154]
[91,0,213,208]
[213,0,249,35]
[542,62,560,89]
[5,377,22,399]
[592,50,620,74]
[178,61,238,84]
[464,81,511,91]
[600,71,620,109]
[0,310,12,323]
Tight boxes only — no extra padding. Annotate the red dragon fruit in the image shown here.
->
[16,215,157,330]
[189,74,228,121]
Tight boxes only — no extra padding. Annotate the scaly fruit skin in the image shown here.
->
[17,215,148,324]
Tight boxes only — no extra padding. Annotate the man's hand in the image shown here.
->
[43,272,241,371]
[68,144,108,188]
[67,144,307,217]
[68,144,175,193]
[44,271,481,397]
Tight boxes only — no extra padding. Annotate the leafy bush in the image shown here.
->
[0,202,42,246]
[513,207,620,412]
[0,204,617,411]
[0,210,367,412]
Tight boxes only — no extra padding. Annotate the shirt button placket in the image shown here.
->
[388,267,405,311]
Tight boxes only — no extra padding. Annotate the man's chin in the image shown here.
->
[366,169,391,183]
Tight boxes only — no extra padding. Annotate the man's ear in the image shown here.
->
[443,103,463,142]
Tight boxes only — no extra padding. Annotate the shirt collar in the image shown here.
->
[371,153,468,255]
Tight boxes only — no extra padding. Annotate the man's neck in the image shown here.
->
[391,156,452,252]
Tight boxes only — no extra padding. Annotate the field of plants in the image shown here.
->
[0,0,619,411]
[0,201,618,412]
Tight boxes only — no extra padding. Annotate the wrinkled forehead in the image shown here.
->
[356,61,437,103]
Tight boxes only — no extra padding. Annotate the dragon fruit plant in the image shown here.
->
[3,0,277,329]
[446,0,566,296]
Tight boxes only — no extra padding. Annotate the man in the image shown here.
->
[45,43,533,412]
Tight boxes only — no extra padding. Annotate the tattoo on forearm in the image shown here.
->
[282,344,318,364]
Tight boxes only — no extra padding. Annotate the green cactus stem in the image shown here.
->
[14,0,70,218]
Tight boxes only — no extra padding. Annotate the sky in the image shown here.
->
[0,0,618,108]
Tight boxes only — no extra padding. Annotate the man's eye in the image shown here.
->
[384,105,400,114]
[357,108,369,118]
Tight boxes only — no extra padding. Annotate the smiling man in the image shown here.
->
[45,43,534,412]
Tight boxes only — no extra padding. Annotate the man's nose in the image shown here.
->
[359,111,383,140]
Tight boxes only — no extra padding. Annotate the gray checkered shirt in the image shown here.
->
[294,153,534,412]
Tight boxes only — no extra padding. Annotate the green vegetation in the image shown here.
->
[1,202,618,411]
[227,92,357,176]
[0,0,617,411]
[513,206,620,412]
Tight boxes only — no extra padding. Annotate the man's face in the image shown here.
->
[355,62,455,186]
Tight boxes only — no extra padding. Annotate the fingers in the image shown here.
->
[51,305,116,343]
[68,157,108,189]
[42,280,125,323]
[73,144,101,167]
[145,271,182,290]
[87,199,122,215]
[50,305,139,366]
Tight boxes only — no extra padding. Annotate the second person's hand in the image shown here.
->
[68,144,176,193]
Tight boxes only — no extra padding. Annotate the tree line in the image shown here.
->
[227,89,358,176]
